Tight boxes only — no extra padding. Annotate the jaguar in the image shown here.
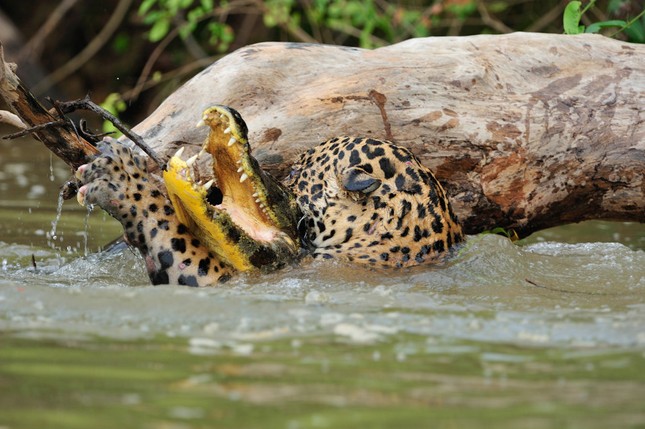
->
[75,105,464,285]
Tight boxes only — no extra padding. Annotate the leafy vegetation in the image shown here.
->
[3,1,643,125]
[564,0,644,41]
[138,0,644,50]
[99,93,127,135]
[127,0,644,119]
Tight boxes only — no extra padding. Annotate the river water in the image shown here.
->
[1,131,644,428]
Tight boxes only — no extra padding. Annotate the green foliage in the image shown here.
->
[111,33,131,55]
[444,0,477,19]
[137,1,643,56]
[99,93,127,136]
[618,7,645,42]
[563,1,585,34]
[137,0,457,50]
[138,0,233,52]
[563,0,644,39]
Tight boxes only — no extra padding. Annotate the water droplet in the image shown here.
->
[49,153,55,181]
[83,204,94,256]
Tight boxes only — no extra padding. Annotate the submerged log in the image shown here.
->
[1,33,644,237]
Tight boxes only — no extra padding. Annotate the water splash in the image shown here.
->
[47,188,66,246]
[83,204,94,256]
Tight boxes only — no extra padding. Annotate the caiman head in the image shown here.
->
[163,105,301,272]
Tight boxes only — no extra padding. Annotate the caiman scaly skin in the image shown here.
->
[163,105,301,272]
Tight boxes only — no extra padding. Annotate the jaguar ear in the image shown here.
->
[340,167,382,194]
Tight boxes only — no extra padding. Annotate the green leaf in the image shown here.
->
[138,0,158,16]
[141,10,162,25]
[149,18,170,42]
[206,22,234,52]
[624,19,645,43]
[187,7,205,23]
[585,20,626,33]
[111,33,130,54]
[99,93,127,136]
[563,1,584,35]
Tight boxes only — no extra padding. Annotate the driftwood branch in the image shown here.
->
[0,43,99,169]
[1,33,643,237]
[54,96,166,169]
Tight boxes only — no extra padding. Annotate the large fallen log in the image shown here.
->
[1,32,643,237]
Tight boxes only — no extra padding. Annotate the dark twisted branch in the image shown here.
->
[53,96,166,170]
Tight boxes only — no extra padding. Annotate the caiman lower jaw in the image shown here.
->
[162,105,300,272]
[163,155,297,272]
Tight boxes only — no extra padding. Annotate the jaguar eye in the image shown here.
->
[341,167,381,194]
[287,168,300,179]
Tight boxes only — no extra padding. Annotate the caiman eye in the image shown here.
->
[206,185,223,206]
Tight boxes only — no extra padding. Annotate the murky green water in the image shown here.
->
[1,132,645,428]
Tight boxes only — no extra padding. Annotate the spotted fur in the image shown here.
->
[76,141,232,286]
[284,137,464,267]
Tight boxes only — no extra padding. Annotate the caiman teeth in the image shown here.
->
[239,173,249,183]
[196,119,205,127]
[228,137,236,146]
[224,127,231,134]
[252,192,259,198]
[180,168,192,181]
[174,147,186,158]
[203,179,214,191]
[186,153,199,167]
[237,167,244,173]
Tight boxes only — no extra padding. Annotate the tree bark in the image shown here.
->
[1,33,644,237]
